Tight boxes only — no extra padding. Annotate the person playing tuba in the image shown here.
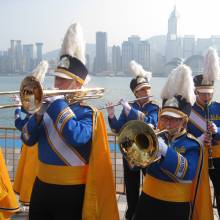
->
[133,64,206,220]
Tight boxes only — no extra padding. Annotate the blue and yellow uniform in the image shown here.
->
[13,107,38,205]
[21,98,119,220]
[108,99,159,220]
[134,130,202,220]
[109,100,159,133]
[188,101,220,216]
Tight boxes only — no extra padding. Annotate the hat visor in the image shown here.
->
[134,83,151,93]
[54,71,73,79]
[160,111,183,118]
[196,88,214,93]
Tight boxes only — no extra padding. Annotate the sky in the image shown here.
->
[1,0,220,53]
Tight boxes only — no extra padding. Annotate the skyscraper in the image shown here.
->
[112,45,121,73]
[165,6,181,62]
[36,42,43,64]
[95,32,107,73]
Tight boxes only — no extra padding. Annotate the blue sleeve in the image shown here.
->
[21,115,41,146]
[14,108,31,131]
[160,146,199,181]
[46,99,93,146]
[108,110,127,133]
[127,107,159,128]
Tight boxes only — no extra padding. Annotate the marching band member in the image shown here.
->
[20,22,119,220]
[13,61,48,205]
[133,64,206,220]
[188,47,220,218]
[0,150,19,219]
[106,60,159,220]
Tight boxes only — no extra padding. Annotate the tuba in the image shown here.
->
[118,120,167,168]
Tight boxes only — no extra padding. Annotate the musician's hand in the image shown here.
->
[120,99,131,116]
[208,122,218,134]
[198,133,212,145]
[11,95,21,105]
[158,137,168,156]
[106,102,115,119]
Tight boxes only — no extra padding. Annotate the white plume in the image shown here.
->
[203,47,220,83]
[129,60,152,81]
[60,22,86,64]
[161,64,195,105]
[32,60,49,84]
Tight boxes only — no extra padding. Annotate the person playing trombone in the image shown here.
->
[188,47,220,218]
[134,64,206,220]
[20,22,119,220]
[106,60,159,220]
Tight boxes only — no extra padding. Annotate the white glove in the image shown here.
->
[197,134,205,144]
[211,122,218,134]
[106,102,115,119]
[11,95,21,105]
[44,95,64,104]
[120,99,131,116]
[158,137,168,156]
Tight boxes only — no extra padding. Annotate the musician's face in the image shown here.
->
[135,86,151,104]
[55,76,81,90]
[160,115,185,135]
[196,91,213,106]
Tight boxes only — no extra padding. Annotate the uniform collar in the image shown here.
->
[170,129,187,142]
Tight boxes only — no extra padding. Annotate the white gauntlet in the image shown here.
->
[158,137,168,156]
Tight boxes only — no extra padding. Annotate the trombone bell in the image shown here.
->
[20,76,43,114]
[118,120,160,168]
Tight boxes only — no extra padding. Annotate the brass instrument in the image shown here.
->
[204,102,214,169]
[0,75,104,114]
[118,120,168,168]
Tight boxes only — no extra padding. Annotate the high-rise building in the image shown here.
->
[121,41,133,74]
[138,41,150,70]
[23,44,34,72]
[95,32,107,73]
[9,40,16,73]
[183,35,195,58]
[166,6,181,62]
[128,35,141,62]
[36,42,43,64]
[112,45,121,73]
[15,40,23,72]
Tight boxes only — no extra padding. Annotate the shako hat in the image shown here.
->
[54,22,88,85]
[194,47,220,93]
[129,60,152,93]
[160,64,195,118]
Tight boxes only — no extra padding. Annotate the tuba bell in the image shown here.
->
[118,120,167,168]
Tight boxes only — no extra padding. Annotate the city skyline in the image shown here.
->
[1,0,220,53]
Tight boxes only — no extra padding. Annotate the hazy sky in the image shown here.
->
[1,0,220,53]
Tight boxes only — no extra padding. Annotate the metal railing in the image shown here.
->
[0,127,126,194]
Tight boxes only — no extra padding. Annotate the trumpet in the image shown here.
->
[118,120,168,168]
[0,75,104,114]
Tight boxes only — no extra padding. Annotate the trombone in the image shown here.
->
[0,75,104,114]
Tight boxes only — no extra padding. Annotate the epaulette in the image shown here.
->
[149,99,160,108]
[79,102,98,113]
[187,133,201,145]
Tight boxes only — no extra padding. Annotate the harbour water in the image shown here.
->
[1,74,220,128]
